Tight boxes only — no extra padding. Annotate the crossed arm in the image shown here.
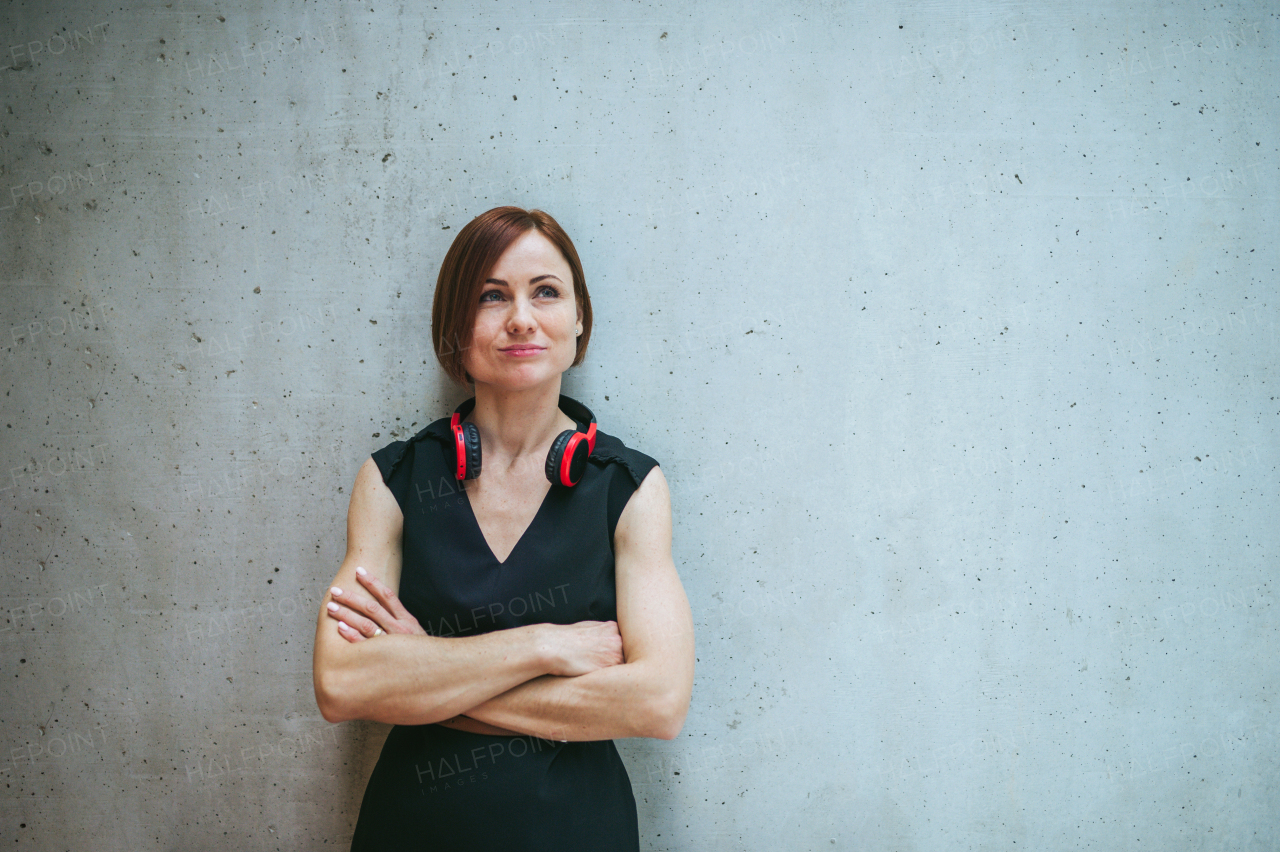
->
[311,457,694,741]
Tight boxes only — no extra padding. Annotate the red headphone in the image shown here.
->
[450,395,598,487]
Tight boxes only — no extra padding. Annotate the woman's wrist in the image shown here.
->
[524,623,559,676]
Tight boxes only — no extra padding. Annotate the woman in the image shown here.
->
[312,206,695,850]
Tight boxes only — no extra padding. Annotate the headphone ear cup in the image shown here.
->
[461,422,482,480]
[545,429,591,486]
[545,430,573,485]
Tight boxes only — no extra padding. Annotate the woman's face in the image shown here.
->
[462,229,582,392]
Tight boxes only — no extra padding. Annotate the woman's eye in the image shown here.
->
[480,286,558,302]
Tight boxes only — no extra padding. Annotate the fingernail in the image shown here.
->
[327,602,339,611]
[355,567,367,576]
[330,587,342,596]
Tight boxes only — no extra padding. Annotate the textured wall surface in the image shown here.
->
[1,0,1276,849]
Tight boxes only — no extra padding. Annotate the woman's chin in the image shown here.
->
[473,367,564,392]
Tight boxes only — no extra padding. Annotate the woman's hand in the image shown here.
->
[539,620,624,677]
[326,566,427,642]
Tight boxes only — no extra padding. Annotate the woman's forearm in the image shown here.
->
[315,625,553,726]
[463,659,685,741]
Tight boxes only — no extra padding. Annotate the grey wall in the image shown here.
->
[1,0,1276,848]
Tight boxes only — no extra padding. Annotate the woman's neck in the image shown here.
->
[465,381,577,464]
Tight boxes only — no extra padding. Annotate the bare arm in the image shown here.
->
[462,466,695,741]
[311,458,620,726]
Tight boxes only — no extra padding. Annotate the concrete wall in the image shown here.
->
[1,0,1275,848]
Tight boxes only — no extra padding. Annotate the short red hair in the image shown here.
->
[432,206,592,387]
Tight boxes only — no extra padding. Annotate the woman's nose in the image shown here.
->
[506,296,536,331]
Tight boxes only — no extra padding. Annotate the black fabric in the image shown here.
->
[350,408,658,851]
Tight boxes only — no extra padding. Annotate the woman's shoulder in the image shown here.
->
[369,417,452,484]
[589,428,662,543]
[589,428,660,488]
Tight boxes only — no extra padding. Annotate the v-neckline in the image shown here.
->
[461,482,555,566]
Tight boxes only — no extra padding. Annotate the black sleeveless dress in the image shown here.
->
[349,403,659,851]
